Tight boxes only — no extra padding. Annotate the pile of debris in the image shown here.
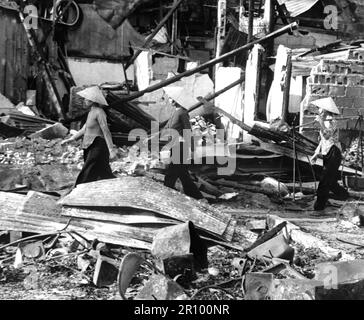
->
[1,182,363,300]
[0,137,83,168]
[344,137,364,170]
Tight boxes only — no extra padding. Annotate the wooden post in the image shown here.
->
[216,0,227,57]
[281,53,292,122]
[171,0,178,55]
[111,22,299,105]
[215,0,227,73]
[19,11,64,120]
[189,76,245,113]
[124,0,184,70]
[247,0,254,43]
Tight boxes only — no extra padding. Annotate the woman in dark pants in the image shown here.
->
[310,97,349,211]
[162,87,204,200]
[62,86,116,186]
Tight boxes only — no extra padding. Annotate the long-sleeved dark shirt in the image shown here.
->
[161,107,192,149]
[166,107,191,136]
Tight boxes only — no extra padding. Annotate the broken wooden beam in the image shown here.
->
[124,0,184,70]
[110,22,299,104]
[189,76,245,114]
[267,215,355,261]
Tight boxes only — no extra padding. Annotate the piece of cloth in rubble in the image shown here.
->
[314,145,348,211]
[82,106,111,150]
[76,136,116,186]
[93,0,151,29]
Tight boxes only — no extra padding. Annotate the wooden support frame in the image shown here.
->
[281,52,292,122]
[124,0,184,70]
[109,22,299,106]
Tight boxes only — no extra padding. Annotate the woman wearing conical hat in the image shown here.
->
[161,86,204,200]
[310,97,349,211]
[62,86,116,186]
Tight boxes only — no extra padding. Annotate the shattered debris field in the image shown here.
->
[3,0,364,302]
[1,137,364,301]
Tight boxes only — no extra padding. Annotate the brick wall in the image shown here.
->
[302,49,364,146]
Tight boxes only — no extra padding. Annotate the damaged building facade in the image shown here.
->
[1,0,364,302]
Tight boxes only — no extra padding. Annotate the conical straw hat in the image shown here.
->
[311,97,340,115]
[77,86,108,106]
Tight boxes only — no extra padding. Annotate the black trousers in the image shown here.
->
[164,142,203,200]
[75,137,115,186]
[314,145,349,210]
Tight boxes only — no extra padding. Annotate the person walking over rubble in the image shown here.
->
[161,87,204,200]
[310,97,349,211]
[61,86,117,186]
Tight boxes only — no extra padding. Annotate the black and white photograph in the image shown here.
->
[0,0,364,307]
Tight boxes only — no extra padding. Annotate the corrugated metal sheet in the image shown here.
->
[277,0,319,17]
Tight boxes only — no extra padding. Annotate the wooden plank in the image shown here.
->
[60,177,233,238]
[61,207,179,226]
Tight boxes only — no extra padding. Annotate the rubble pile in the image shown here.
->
[1,208,363,301]
[111,145,164,176]
[344,137,364,169]
[0,138,84,168]
[191,116,218,146]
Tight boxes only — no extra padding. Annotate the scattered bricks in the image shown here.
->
[271,279,322,300]
[248,234,295,263]
[244,273,274,300]
[329,85,346,97]
[309,84,329,96]
[346,86,362,98]
[93,255,119,287]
